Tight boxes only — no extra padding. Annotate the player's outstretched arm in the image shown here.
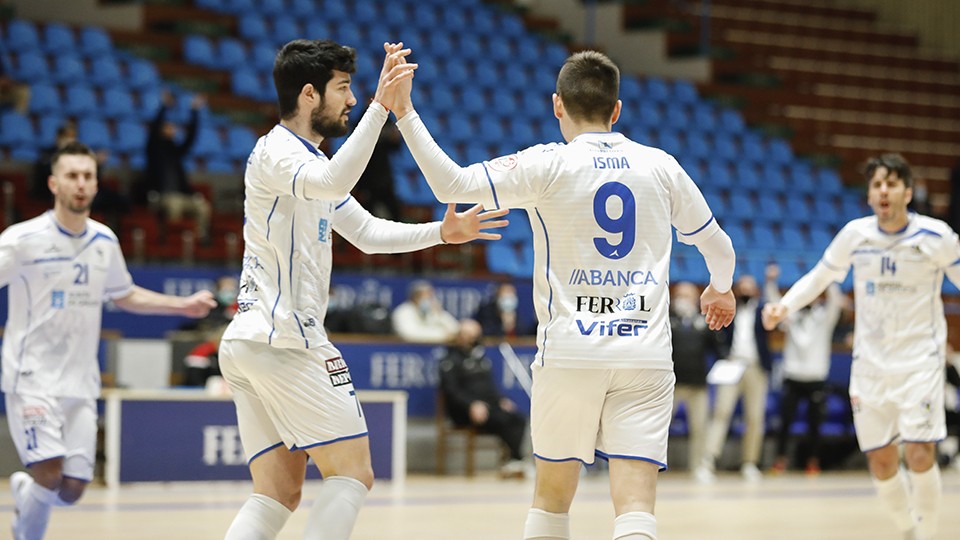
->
[761,261,841,330]
[439,204,509,244]
[113,286,216,317]
[701,284,735,331]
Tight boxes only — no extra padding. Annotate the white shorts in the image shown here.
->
[219,339,368,463]
[4,393,97,482]
[849,367,946,452]
[530,364,675,469]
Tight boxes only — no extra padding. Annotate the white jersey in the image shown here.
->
[0,212,133,398]
[397,124,720,369]
[820,214,960,375]
[223,107,444,353]
[781,285,843,382]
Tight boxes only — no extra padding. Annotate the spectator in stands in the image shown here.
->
[0,52,29,114]
[765,265,845,476]
[670,281,723,484]
[31,121,77,201]
[144,89,211,243]
[439,318,528,478]
[702,267,774,482]
[183,326,225,388]
[392,280,459,343]
[909,176,932,216]
[949,158,960,234]
[353,106,402,220]
[473,282,532,338]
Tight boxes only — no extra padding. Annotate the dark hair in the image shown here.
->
[556,50,620,124]
[864,153,913,188]
[51,141,97,170]
[273,39,357,120]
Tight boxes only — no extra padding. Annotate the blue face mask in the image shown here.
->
[497,294,518,312]
[418,299,432,313]
[217,289,237,305]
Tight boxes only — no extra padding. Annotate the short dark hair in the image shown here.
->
[864,153,912,188]
[51,141,97,170]
[556,50,620,124]
[273,39,357,120]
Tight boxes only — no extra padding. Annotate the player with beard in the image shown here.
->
[2,141,216,540]
[218,40,508,540]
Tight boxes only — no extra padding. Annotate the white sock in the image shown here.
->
[909,465,942,539]
[613,512,657,539]
[17,481,59,540]
[873,470,917,532]
[523,508,570,540]
[303,476,369,540]
[224,493,292,540]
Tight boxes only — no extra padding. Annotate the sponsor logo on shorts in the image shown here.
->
[575,317,648,337]
[325,357,353,387]
[22,406,47,427]
[575,293,650,314]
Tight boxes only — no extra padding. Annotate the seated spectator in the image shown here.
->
[392,280,459,343]
[144,90,211,243]
[439,319,528,478]
[0,52,29,114]
[473,282,533,338]
[31,121,77,202]
[183,328,223,388]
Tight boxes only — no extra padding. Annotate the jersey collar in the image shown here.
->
[47,211,87,238]
[278,124,322,157]
[571,132,624,144]
[875,212,913,236]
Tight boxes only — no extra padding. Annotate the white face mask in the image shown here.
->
[418,299,432,313]
[497,294,518,313]
[673,298,698,317]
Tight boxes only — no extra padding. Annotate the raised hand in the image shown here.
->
[439,203,509,244]
[761,302,788,331]
[181,290,217,318]
[700,284,735,331]
[374,42,417,112]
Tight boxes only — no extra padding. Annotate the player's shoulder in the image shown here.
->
[1,213,53,241]
[911,214,954,238]
[86,219,120,242]
[257,125,315,162]
[841,215,877,235]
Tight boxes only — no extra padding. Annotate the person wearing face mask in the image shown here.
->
[439,319,529,478]
[701,267,775,482]
[392,280,460,343]
[474,282,532,338]
[669,282,724,484]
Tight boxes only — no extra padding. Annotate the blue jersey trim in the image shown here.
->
[821,259,846,273]
[678,214,715,237]
[533,453,592,465]
[534,209,554,366]
[335,196,351,210]
[268,255,282,345]
[78,231,116,256]
[278,124,321,157]
[292,162,306,198]
[25,256,72,265]
[290,212,308,349]
[294,431,368,451]
[861,434,900,454]
[265,197,279,241]
[60,474,92,483]
[26,455,66,468]
[49,212,86,238]
[951,257,960,267]
[105,282,134,294]
[876,219,911,236]
[480,162,501,210]
[594,450,668,471]
[247,442,285,465]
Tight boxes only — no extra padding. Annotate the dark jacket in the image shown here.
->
[439,344,501,426]
[671,311,723,386]
[145,105,198,195]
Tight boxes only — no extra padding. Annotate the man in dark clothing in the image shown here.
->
[670,282,723,483]
[439,319,528,477]
[353,115,402,220]
[144,90,210,242]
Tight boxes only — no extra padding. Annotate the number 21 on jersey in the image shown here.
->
[593,181,635,260]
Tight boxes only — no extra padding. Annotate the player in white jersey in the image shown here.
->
[392,51,736,540]
[1,142,216,540]
[218,40,507,540]
[764,154,960,540]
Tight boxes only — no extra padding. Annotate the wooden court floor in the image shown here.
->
[2,469,959,539]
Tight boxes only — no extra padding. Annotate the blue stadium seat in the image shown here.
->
[841,196,868,221]
[672,80,698,104]
[226,126,258,160]
[256,0,285,15]
[77,118,111,150]
[722,222,748,251]
[125,59,160,90]
[768,139,794,165]
[249,41,277,73]
[271,16,301,45]
[37,115,67,144]
[12,51,49,83]
[459,87,487,116]
[780,225,807,251]
[191,127,223,159]
[476,117,505,146]
[183,35,215,67]
[728,192,755,221]
[409,4,440,30]
[809,225,835,251]
[238,15,269,42]
[28,83,59,115]
[473,64,500,91]
[783,196,812,224]
[321,0,350,20]
[286,0,314,16]
[224,0,255,12]
[756,194,784,223]
[691,103,717,133]
[51,56,86,85]
[637,102,662,127]
[232,69,264,100]
[663,103,689,130]
[644,77,670,103]
[659,130,682,157]
[195,0,225,11]
[0,111,35,146]
[43,23,76,53]
[816,168,844,195]
[136,88,162,121]
[79,27,112,58]
[113,121,147,154]
[620,77,643,101]
[751,224,778,250]
[440,59,470,87]
[486,242,523,276]
[507,118,537,149]
[686,133,711,160]
[715,136,739,163]
[6,20,40,53]
[734,163,761,191]
[63,86,99,118]
[426,87,456,113]
[217,38,248,71]
[740,134,765,165]
[811,197,840,227]
[102,88,136,120]
[761,163,788,193]
[443,113,474,145]
[91,57,123,88]
[716,108,746,135]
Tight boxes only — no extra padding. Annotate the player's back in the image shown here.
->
[521,132,712,369]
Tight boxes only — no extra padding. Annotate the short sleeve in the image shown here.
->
[478,145,555,209]
[0,228,20,288]
[667,156,719,245]
[103,242,134,300]
[931,227,960,269]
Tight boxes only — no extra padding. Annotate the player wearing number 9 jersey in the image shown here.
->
[392,51,736,540]
[0,142,215,540]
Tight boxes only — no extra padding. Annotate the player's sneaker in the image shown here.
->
[10,471,31,540]
[499,459,527,480]
[692,465,716,484]
[740,463,762,482]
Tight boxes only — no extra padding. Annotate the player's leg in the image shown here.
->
[525,365,607,540]
[600,369,674,540]
[301,437,374,540]
[740,364,768,479]
[900,367,947,539]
